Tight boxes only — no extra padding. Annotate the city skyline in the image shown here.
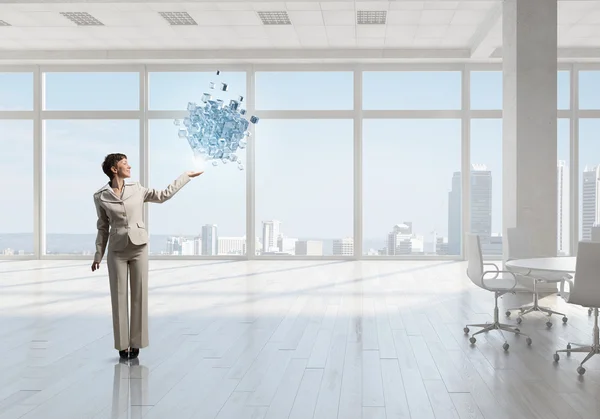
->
[0,158,595,256]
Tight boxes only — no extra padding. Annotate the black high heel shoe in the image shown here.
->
[119,349,130,359]
[129,348,139,359]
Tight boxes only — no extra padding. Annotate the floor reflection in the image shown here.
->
[111,358,149,419]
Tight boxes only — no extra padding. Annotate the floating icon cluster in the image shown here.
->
[175,71,259,170]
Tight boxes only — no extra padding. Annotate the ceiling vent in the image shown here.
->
[159,11,198,26]
[257,11,292,25]
[357,10,387,25]
[0,20,11,26]
[60,12,104,26]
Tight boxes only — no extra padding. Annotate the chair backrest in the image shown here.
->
[570,241,600,308]
[506,227,533,260]
[466,234,484,288]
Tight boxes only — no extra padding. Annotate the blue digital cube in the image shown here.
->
[176,76,254,170]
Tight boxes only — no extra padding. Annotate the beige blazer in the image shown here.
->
[93,172,191,263]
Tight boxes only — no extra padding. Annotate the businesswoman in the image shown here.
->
[91,153,202,360]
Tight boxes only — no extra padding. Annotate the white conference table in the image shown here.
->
[505,257,576,274]
[504,257,576,320]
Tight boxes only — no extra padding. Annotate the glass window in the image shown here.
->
[148,120,246,256]
[363,71,461,110]
[558,71,570,110]
[0,73,33,111]
[149,72,246,111]
[471,71,502,110]
[255,72,353,110]
[579,71,600,110]
[469,119,569,256]
[0,121,33,255]
[579,119,600,242]
[255,120,353,256]
[557,119,570,255]
[470,119,502,257]
[45,120,139,255]
[363,119,461,256]
[44,72,139,110]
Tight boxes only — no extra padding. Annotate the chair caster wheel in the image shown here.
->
[505,311,511,317]
[463,327,470,334]
[546,321,553,328]
[503,343,510,351]
[469,337,476,344]
[566,344,572,354]
[526,337,532,345]
[577,366,586,375]
[516,317,522,324]
[553,353,560,362]
[562,316,568,323]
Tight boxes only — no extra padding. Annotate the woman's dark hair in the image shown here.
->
[102,153,127,181]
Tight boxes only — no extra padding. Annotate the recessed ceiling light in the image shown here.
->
[357,10,387,25]
[257,11,291,25]
[0,20,11,26]
[159,11,197,26]
[60,12,103,26]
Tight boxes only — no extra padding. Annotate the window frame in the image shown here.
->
[0,62,584,261]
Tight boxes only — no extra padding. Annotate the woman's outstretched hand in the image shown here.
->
[186,171,204,178]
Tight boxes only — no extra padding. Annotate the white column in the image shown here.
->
[502,0,558,264]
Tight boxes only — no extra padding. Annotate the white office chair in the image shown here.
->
[463,234,532,350]
[553,241,600,375]
[504,227,568,327]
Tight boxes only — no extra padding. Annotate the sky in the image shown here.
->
[0,69,597,252]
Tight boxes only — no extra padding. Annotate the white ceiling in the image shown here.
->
[0,1,598,62]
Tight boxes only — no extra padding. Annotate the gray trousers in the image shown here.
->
[107,239,149,351]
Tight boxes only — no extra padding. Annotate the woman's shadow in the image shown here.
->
[110,358,150,418]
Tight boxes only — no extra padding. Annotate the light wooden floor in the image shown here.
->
[0,260,599,419]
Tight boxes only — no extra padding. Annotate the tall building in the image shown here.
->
[402,222,413,234]
[447,172,462,255]
[333,237,354,256]
[582,166,600,241]
[295,240,323,256]
[448,165,492,255]
[426,230,438,254]
[218,237,245,255]
[181,239,194,256]
[262,220,281,253]
[166,236,183,255]
[193,235,202,255]
[201,224,218,256]
[387,224,423,255]
[278,237,297,255]
[436,237,449,255]
[557,161,570,255]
